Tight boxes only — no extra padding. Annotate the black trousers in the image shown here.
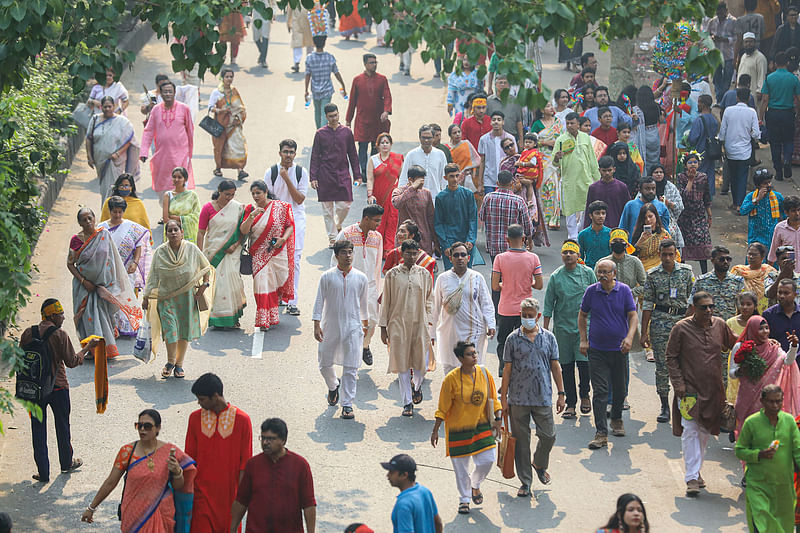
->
[31,388,74,479]
[588,348,626,434]
[560,360,590,409]
[496,314,521,376]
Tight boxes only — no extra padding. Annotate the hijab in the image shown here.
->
[608,142,640,196]
[652,164,667,198]
[738,315,782,360]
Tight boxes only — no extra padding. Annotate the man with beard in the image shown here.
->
[618,177,671,237]
[737,33,768,107]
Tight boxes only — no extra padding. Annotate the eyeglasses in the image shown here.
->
[135,422,155,431]
[698,304,715,310]
[451,252,469,258]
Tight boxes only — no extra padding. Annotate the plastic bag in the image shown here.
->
[133,320,153,363]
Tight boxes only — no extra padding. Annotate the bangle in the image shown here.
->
[87,505,97,512]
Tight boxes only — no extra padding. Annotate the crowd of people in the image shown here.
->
[17,1,800,531]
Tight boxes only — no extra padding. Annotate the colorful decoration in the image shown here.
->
[677,90,692,113]
[621,93,632,115]
[651,20,710,82]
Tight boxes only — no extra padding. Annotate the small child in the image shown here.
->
[515,132,543,212]
[617,123,644,174]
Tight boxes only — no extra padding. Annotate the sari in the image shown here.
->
[144,240,214,350]
[166,190,201,244]
[732,316,800,436]
[372,152,403,258]
[115,443,197,533]
[245,201,295,328]
[87,115,140,201]
[447,140,481,192]
[537,119,564,228]
[201,200,246,328]
[633,230,678,271]
[98,220,152,336]
[209,87,247,170]
[339,0,366,36]
[730,263,776,312]
[71,228,143,359]
[101,196,151,237]
[219,12,246,44]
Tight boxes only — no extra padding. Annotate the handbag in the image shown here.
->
[720,402,737,433]
[118,442,136,520]
[199,110,224,138]
[72,102,95,130]
[701,115,722,161]
[132,320,153,363]
[496,412,516,479]
[239,244,253,276]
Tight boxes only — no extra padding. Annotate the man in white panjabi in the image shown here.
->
[314,240,369,420]
[432,241,496,375]
[380,239,433,418]
[265,139,310,317]
[331,204,384,366]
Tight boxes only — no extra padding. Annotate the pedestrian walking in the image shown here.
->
[435,162,478,269]
[345,53,392,178]
[304,35,347,129]
[381,454,443,533]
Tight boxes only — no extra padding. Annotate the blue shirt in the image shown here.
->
[763,302,800,352]
[305,51,339,100]
[392,483,439,533]
[503,327,559,406]
[719,88,756,112]
[739,189,784,248]
[580,281,636,351]
[582,105,632,130]
[677,97,698,149]
[618,197,670,237]
[577,225,611,268]
[762,68,800,109]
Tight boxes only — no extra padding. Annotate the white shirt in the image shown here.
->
[264,163,310,223]
[398,146,447,195]
[431,269,496,369]
[312,267,368,367]
[719,102,760,160]
[478,130,517,188]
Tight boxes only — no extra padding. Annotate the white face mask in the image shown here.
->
[521,317,537,330]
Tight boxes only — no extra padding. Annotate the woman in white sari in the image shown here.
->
[97,196,152,336]
[209,68,248,180]
[86,97,140,202]
[239,180,295,331]
[197,180,246,329]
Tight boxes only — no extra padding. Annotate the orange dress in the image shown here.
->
[339,0,366,36]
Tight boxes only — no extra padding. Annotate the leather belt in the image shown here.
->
[654,304,686,315]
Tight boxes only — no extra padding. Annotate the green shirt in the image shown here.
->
[736,410,800,486]
[543,264,596,334]
[642,263,695,311]
[762,68,800,109]
[577,225,611,268]
[596,253,647,298]
[554,131,601,217]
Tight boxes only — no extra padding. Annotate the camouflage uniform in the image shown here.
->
[642,263,695,396]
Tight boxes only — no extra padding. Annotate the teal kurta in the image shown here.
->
[554,130,600,217]
[542,264,596,363]
[434,185,478,266]
[735,409,800,533]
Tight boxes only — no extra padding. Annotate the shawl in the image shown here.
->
[144,240,213,301]
[166,190,201,244]
[730,263,776,305]
[448,140,481,172]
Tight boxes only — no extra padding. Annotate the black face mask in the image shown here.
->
[611,241,627,254]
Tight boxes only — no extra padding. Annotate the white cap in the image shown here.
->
[743,32,756,40]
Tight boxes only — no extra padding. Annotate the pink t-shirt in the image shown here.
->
[198,202,219,231]
[493,249,542,316]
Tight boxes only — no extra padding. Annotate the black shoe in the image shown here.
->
[657,405,671,423]
[785,163,793,179]
[32,474,49,483]
[402,403,413,417]
[291,63,300,73]
[362,347,373,366]
[327,385,340,406]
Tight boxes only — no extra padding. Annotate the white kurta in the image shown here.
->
[313,267,368,367]
[398,146,448,195]
[432,268,496,369]
[331,225,383,325]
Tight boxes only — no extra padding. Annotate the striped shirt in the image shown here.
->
[305,51,338,100]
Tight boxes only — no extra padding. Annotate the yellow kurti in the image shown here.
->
[435,366,498,457]
[379,263,432,373]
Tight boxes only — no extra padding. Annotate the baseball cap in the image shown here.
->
[743,32,756,40]
[380,453,417,473]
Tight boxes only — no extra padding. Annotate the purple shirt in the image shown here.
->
[310,124,362,202]
[580,281,636,351]
[583,178,631,228]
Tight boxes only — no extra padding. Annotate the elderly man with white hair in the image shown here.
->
[498,297,566,498]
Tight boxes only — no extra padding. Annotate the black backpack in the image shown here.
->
[269,164,303,186]
[15,325,59,403]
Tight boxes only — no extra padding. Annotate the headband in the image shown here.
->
[561,241,580,254]
[609,228,636,254]
[472,98,487,108]
[41,300,64,320]
[681,149,702,165]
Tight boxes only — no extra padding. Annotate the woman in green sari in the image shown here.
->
[197,180,246,328]
[163,166,200,243]
[144,219,214,379]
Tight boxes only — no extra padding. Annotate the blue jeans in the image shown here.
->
[712,59,734,102]
[728,158,750,208]
[313,96,332,129]
[484,186,497,195]
[699,159,716,197]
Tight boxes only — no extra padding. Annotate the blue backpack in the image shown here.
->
[16,325,59,403]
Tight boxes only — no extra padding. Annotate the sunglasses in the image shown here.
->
[135,422,155,431]
[451,252,469,258]
[716,256,733,262]
[502,144,514,150]
[698,304,715,310]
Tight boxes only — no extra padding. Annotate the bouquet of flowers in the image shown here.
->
[733,340,767,381]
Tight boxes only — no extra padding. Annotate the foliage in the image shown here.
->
[0,52,75,432]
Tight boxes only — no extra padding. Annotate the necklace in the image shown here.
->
[459,368,484,406]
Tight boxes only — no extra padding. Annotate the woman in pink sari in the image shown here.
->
[81,409,196,532]
[729,316,800,436]
[240,180,295,331]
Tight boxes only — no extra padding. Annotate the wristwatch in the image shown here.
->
[494,416,502,421]
[557,391,566,396]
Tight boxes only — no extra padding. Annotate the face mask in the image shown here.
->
[521,317,537,330]
[611,241,627,254]
[117,189,131,196]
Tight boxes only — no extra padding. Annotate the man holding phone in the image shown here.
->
[768,195,800,273]
[765,246,800,307]
[739,168,784,250]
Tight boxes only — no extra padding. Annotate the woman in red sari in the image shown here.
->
[240,180,295,331]
[367,132,403,258]
[81,409,196,533]
[383,219,435,279]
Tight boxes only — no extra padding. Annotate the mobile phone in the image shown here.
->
[643,225,652,232]
[789,251,796,261]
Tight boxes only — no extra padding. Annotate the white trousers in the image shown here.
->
[451,447,496,504]
[289,247,303,306]
[321,201,352,241]
[681,418,710,482]
[565,211,584,240]
[398,367,426,406]
[399,49,413,70]
[289,219,305,306]
[320,365,358,408]
[293,46,312,64]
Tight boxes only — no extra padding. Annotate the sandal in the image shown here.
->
[173,366,185,379]
[458,503,470,514]
[61,458,83,474]
[213,168,223,177]
[412,386,423,405]
[161,363,175,378]
[517,484,531,497]
[580,399,592,414]
[471,488,483,505]
[402,403,413,417]
[646,348,655,362]
[562,408,577,419]
[533,464,551,485]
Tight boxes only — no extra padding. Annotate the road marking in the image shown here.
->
[285,95,294,113]
[250,330,264,359]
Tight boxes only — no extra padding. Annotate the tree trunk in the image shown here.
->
[609,38,635,100]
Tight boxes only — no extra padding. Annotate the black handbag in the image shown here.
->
[240,244,252,276]
[701,115,723,161]
[118,442,136,520]
[199,111,224,138]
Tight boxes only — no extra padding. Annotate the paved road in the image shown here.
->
[0,19,777,532]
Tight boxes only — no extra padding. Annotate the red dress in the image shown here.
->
[371,152,403,257]
[185,404,253,533]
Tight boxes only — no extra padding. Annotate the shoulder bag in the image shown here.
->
[701,115,722,161]
[199,109,224,138]
[240,242,253,276]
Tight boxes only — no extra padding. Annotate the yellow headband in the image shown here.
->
[610,228,636,254]
[472,98,487,108]
[41,301,64,320]
[561,242,580,254]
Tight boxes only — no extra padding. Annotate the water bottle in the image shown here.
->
[304,95,311,109]
[339,88,348,100]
